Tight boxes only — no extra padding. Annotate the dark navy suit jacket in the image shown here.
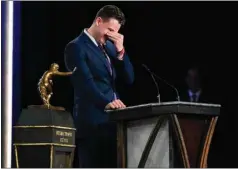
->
[64,31,134,138]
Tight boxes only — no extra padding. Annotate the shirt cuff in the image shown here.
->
[117,48,125,60]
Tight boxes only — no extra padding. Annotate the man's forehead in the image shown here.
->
[104,18,121,31]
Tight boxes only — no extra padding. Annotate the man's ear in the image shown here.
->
[95,17,103,26]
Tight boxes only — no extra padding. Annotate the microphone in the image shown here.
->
[142,64,161,103]
[142,64,180,102]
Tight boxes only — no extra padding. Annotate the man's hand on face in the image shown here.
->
[105,99,126,110]
[106,32,124,52]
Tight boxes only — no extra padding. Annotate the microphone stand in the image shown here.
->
[142,64,161,103]
[142,64,180,102]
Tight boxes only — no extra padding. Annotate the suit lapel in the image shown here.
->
[81,32,112,76]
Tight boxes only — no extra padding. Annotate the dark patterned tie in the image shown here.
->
[98,44,112,75]
[98,44,117,100]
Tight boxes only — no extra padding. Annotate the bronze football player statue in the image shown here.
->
[37,63,75,110]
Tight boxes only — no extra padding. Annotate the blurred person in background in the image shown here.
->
[180,66,208,103]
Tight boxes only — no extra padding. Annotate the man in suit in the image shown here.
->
[64,5,134,168]
[181,66,207,103]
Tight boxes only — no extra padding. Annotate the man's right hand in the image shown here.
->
[105,99,126,110]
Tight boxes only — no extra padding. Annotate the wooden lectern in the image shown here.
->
[108,101,220,168]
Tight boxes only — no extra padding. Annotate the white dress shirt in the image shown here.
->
[84,29,98,46]
[84,29,112,62]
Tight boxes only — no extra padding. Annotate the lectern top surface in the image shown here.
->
[107,101,220,121]
[110,101,220,112]
[107,101,220,112]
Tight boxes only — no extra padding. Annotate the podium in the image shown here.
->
[108,101,220,168]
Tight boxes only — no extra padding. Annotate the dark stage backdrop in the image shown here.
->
[20,1,238,167]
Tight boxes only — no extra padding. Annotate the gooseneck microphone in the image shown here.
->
[142,64,180,102]
[142,64,161,103]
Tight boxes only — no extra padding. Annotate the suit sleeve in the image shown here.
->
[116,51,135,84]
[64,43,111,109]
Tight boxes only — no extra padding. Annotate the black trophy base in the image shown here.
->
[13,107,76,168]
[15,145,74,168]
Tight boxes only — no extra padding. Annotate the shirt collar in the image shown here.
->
[188,89,201,97]
[84,28,98,46]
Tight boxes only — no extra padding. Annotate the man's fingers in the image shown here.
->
[108,36,122,46]
[109,103,116,109]
[107,32,122,39]
[118,100,126,108]
[106,31,119,37]
[105,102,115,109]
[105,99,126,110]
[113,100,122,108]
[117,100,126,108]
[111,102,120,109]
[114,99,126,108]
[107,35,118,42]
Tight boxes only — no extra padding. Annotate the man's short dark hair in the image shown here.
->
[96,5,126,26]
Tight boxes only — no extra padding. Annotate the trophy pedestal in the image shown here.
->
[28,104,65,111]
[13,107,76,168]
